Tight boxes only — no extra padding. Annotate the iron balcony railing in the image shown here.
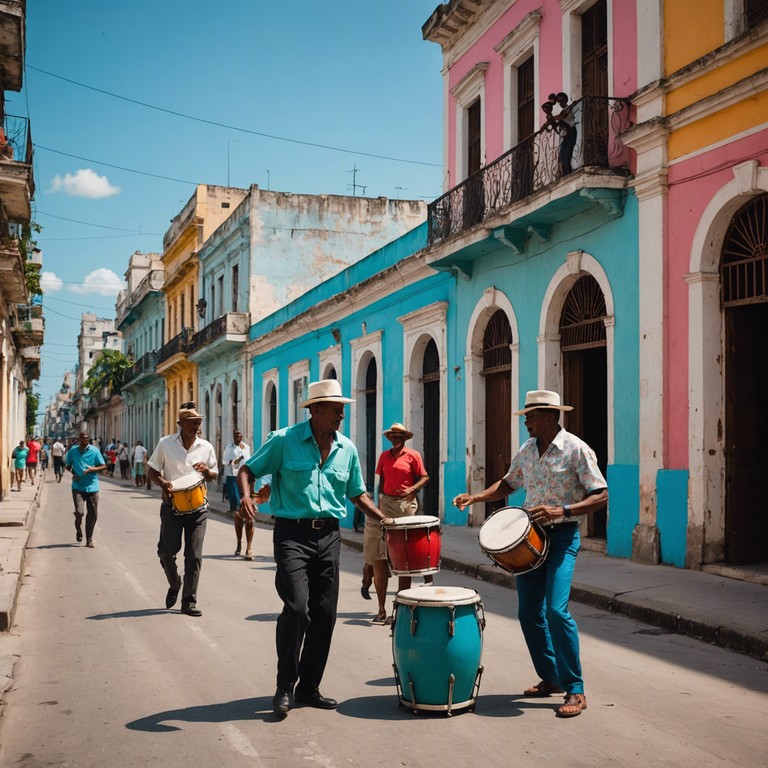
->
[0,114,32,165]
[123,351,158,385]
[427,95,633,247]
[187,312,249,354]
[157,327,194,364]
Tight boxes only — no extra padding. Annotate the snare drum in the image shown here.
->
[392,586,485,714]
[478,506,549,575]
[169,472,208,514]
[383,515,441,576]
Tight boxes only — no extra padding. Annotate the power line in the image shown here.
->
[44,295,116,311]
[36,209,162,235]
[27,65,441,168]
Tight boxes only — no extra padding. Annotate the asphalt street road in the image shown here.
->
[0,474,766,767]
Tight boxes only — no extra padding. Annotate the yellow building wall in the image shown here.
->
[669,89,768,160]
[665,0,724,75]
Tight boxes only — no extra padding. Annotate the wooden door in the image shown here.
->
[464,98,484,228]
[422,339,440,517]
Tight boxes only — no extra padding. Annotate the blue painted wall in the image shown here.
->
[656,469,689,568]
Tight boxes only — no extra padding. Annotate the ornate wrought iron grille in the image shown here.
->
[560,275,607,351]
[482,310,513,374]
[427,95,633,247]
[721,194,768,307]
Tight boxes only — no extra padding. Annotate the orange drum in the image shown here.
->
[478,506,549,575]
[169,472,207,514]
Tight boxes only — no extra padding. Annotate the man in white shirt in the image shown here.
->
[132,441,148,487]
[147,404,218,617]
[51,438,66,483]
[222,429,254,558]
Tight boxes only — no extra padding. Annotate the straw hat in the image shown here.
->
[512,390,573,416]
[300,379,354,408]
[177,403,203,421]
[383,422,414,440]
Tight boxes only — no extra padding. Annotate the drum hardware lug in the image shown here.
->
[392,662,404,704]
[446,673,455,717]
[473,665,484,705]
[408,676,418,714]
[409,606,417,636]
[477,601,487,631]
[448,606,456,638]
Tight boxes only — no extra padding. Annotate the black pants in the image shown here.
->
[157,503,207,607]
[72,490,99,541]
[273,518,340,693]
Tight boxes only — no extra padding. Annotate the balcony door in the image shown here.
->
[422,339,440,517]
[464,98,484,229]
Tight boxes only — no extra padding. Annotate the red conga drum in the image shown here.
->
[383,515,442,576]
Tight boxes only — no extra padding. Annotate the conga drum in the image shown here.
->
[169,472,208,514]
[477,506,549,575]
[383,515,441,576]
[392,586,485,714]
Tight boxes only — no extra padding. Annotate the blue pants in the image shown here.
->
[225,476,241,512]
[516,523,583,694]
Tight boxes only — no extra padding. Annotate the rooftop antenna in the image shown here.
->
[266,169,270,191]
[394,186,408,198]
[348,163,366,197]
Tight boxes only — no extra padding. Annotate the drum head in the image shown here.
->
[171,472,204,491]
[385,514,440,528]
[478,506,530,553]
[395,586,479,607]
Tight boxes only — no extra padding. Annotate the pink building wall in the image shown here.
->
[665,129,768,468]
[443,0,637,185]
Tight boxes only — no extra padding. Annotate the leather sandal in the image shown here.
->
[557,693,587,718]
[524,680,564,697]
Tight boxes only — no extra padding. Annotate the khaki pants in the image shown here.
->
[363,495,417,565]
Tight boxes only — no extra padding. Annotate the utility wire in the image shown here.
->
[27,65,441,168]
[36,209,162,234]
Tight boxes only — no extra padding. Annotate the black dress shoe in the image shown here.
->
[181,603,202,617]
[294,689,338,709]
[272,688,293,714]
[165,580,181,609]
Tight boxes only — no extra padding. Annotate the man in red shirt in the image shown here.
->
[26,436,41,484]
[364,423,429,623]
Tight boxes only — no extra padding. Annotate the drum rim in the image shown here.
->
[383,514,441,528]
[170,472,205,491]
[394,586,480,607]
[478,505,532,554]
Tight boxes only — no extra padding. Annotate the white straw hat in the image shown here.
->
[300,379,354,408]
[512,389,573,416]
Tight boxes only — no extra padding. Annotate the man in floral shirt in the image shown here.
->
[453,390,607,719]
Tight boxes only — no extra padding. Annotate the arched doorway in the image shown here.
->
[721,193,768,564]
[267,382,277,433]
[215,386,223,467]
[422,338,440,517]
[482,310,512,519]
[230,380,239,433]
[560,274,608,537]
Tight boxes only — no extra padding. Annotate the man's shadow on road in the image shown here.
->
[125,696,284,730]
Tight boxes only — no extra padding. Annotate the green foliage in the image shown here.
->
[26,390,39,432]
[83,349,133,396]
[20,222,43,297]
[24,261,42,296]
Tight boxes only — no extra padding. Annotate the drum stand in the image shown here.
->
[392,663,484,716]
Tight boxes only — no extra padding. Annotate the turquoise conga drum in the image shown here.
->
[392,586,485,714]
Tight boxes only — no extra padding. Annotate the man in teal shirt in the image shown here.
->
[66,431,107,547]
[238,380,387,716]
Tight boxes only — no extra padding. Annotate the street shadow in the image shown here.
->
[86,608,169,621]
[28,543,81,550]
[365,677,395,687]
[245,613,280,622]
[125,696,283,731]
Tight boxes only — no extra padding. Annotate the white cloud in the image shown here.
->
[49,168,121,198]
[40,271,63,293]
[70,268,126,297]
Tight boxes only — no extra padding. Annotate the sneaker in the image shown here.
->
[86,540,94,548]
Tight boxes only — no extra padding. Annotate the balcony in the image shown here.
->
[21,345,40,380]
[0,114,34,223]
[156,327,195,375]
[187,312,249,362]
[0,1,25,91]
[11,303,43,345]
[122,351,160,390]
[427,96,633,252]
[0,234,26,302]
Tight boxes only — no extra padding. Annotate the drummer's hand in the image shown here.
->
[528,504,561,524]
[239,495,256,521]
[452,493,474,511]
[192,462,210,479]
[380,516,395,526]
[160,479,173,502]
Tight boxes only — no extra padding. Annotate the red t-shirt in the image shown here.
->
[375,446,427,496]
[107,449,117,464]
[26,441,40,463]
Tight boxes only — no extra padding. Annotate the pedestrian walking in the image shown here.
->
[453,390,608,718]
[65,431,107,548]
[132,441,147,487]
[117,442,130,480]
[223,429,253,559]
[106,444,117,477]
[11,440,28,491]
[51,438,66,483]
[147,403,218,618]
[237,379,389,716]
[26,436,41,484]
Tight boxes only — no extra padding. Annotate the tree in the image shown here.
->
[83,349,133,396]
[26,390,39,433]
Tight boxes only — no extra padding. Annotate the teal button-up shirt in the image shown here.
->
[245,419,366,520]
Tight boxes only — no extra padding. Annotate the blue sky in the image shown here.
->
[24,0,444,416]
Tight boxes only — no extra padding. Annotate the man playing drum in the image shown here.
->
[147,403,218,617]
[365,422,430,624]
[453,390,607,718]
